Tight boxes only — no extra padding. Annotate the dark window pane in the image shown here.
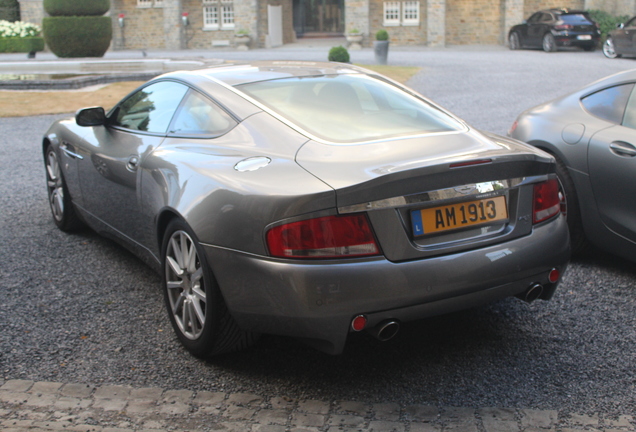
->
[560,14,592,25]
[114,81,188,133]
[581,84,635,124]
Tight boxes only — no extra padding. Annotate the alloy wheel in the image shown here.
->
[46,149,65,222]
[603,38,618,58]
[165,230,207,340]
[509,33,520,50]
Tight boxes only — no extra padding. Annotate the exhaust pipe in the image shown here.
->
[517,283,544,303]
[367,320,400,341]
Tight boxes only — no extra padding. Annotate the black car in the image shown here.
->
[509,9,600,52]
[603,16,636,58]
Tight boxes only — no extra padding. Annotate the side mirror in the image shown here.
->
[76,107,107,127]
[618,23,625,29]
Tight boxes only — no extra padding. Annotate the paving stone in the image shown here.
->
[482,418,519,432]
[194,390,226,406]
[338,400,369,415]
[442,406,475,422]
[30,381,64,395]
[94,385,132,400]
[60,383,95,398]
[1,419,35,428]
[368,420,405,431]
[162,389,193,404]
[0,379,34,392]
[194,404,223,415]
[252,423,287,432]
[24,393,58,408]
[373,403,401,421]
[125,399,159,414]
[217,421,251,432]
[568,413,600,426]
[328,414,366,428]
[129,387,163,401]
[478,407,516,421]
[561,429,601,432]
[291,412,326,428]
[409,423,442,432]
[404,405,438,422]
[0,391,28,404]
[227,392,264,407]
[158,401,190,415]
[605,415,635,428]
[93,398,128,411]
[298,400,330,414]
[224,404,255,420]
[289,427,322,432]
[255,409,289,425]
[520,409,558,429]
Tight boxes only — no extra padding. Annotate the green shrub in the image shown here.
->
[587,9,630,39]
[375,29,389,41]
[43,16,112,57]
[0,36,44,52]
[43,0,110,17]
[328,45,350,63]
[0,0,20,22]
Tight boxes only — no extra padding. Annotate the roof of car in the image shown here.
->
[545,8,587,15]
[192,61,371,86]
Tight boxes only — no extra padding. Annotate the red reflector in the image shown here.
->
[549,268,560,283]
[266,214,380,259]
[449,159,492,168]
[508,120,518,136]
[533,179,560,224]
[351,315,367,332]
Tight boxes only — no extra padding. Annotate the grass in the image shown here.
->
[0,65,422,118]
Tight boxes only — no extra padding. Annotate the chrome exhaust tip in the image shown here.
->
[518,283,544,303]
[367,320,400,341]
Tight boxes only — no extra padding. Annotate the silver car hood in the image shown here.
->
[295,129,555,208]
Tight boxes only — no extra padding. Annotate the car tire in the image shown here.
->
[602,37,620,58]
[44,144,82,232]
[509,32,521,50]
[161,218,257,357]
[582,44,596,52]
[554,157,589,254]
[542,33,557,52]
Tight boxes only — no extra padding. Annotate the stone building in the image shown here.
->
[16,0,636,50]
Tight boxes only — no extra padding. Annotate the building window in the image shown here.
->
[203,0,234,30]
[137,0,162,7]
[383,1,419,26]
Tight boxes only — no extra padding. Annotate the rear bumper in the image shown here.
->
[555,34,599,47]
[203,216,570,354]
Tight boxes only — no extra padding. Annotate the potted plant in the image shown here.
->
[235,29,250,51]
[328,45,350,63]
[346,28,363,50]
[374,29,389,65]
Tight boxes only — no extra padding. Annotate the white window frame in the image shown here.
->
[383,2,401,26]
[402,1,420,26]
[203,0,234,30]
[137,0,152,8]
[154,0,163,7]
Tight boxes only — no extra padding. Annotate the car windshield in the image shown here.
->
[560,14,592,24]
[237,74,464,143]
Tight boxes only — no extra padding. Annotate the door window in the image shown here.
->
[581,84,635,124]
[112,81,189,133]
[169,90,237,136]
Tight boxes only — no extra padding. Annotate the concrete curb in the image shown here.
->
[1,380,634,432]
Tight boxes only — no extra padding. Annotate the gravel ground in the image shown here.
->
[1,47,635,418]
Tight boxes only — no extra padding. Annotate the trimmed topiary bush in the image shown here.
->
[43,0,110,17]
[375,29,389,41]
[0,37,44,53]
[328,45,350,63]
[42,0,112,57]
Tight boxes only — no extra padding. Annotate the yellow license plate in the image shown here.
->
[411,196,508,236]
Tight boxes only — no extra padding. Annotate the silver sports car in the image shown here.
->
[43,61,569,356]
[510,69,636,261]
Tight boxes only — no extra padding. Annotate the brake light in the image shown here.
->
[267,214,380,259]
[554,24,573,30]
[533,179,560,224]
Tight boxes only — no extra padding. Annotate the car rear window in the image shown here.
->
[237,74,465,143]
[581,84,634,124]
[560,14,592,24]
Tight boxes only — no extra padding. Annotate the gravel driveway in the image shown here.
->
[1,46,635,418]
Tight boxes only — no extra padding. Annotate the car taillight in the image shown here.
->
[533,178,561,224]
[554,24,573,30]
[508,120,518,136]
[267,214,380,259]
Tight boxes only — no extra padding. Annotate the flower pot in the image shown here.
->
[346,33,363,50]
[235,34,250,51]
[373,40,389,65]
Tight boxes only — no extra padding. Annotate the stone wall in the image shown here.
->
[445,0,502,45]
[368,0,427,45]
[111,0,168,50]
[256,0,294,47]
[16,0,43,24]
[523,0,583,17]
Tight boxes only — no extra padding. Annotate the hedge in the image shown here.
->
[0,36,44,53]
[43,16,112,57]
[587,10,631,39]
[43,0,110,17]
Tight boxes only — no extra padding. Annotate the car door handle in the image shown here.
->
[609,141,636,157]
[127,155,140,171]
[60,143,84,160]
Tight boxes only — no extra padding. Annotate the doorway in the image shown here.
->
[293,0,345,37]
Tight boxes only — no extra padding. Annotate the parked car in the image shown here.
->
[43,61,569,357]
[509,69,636,261]
[603,16,636,58]
[509,8,600,52]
